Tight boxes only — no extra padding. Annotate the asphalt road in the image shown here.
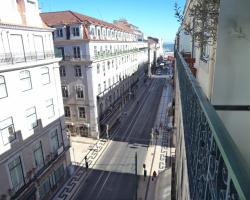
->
[75,78,165,200]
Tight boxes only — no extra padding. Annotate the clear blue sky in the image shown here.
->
[38,0,185,43]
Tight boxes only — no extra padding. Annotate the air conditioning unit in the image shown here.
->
[57,146,64,155]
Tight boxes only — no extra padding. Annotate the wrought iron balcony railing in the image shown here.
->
[8,145,70,199]
[0,51,61,65]
[175,51,250,200]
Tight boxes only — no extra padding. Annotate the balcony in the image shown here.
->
[175,52,250,199]
[0,51,61,66]
[8,145,70,199]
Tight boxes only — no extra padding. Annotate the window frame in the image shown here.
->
[56,28,63,38]
[76,85,84,99]
[64,106,71,118]
[33,141,45,170]
[61,85,69,98]
[0,75,8,99]
[46,98,55,119]
[8,156,24,192]
[73,46,81,59]
[74,65,82,77]
[0,117,16,145]
[59,66,66,77]
[20,70,32,92]
[26,106,38,130]
[78,107,86,118]
[72,27,80,37]
[41,67,50,85]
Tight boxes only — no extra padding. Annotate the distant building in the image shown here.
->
[0,1,70,199]
[41,11,148,138]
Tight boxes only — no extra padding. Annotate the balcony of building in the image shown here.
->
[7,145,70,200]
[0,51,61,66]
[174,51,250,199]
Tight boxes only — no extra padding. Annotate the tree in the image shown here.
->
[175,0,220,47]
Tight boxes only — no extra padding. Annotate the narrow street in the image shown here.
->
[75,74,173,200]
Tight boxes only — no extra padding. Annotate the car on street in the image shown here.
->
[156,70,161,75]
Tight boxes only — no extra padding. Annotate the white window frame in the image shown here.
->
[72,27,80,37]
[56,28,63,38]
[0,117,16,145]
[61,85,69,98]
[78,107,85,118]
[20,70,32,92]
[26,106,38,130]
[74,66,82,77]
[64,106,71,118]
[73,46,81,59]
[76,85,84,99]
[46,98,55,119]
[0,75,8,99]
[60,66,66,77]
[41,67,50,85]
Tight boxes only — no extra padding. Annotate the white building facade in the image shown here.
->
[41,11,148,138]
[0,1,71,199]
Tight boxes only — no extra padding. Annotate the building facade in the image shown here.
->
[0,1,71,199]
[41,11,148,138]
[174,0,250,199]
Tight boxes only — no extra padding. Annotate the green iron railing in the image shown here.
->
[175,51,250,200]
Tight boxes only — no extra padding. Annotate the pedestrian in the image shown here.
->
[144,169,147,181]
[152,171,157,181]
[85,161,89,170]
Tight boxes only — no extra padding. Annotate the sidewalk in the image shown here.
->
[52,137,111,200]
[137,82,174,200]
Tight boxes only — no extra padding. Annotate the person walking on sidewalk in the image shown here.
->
[152,171,157,181]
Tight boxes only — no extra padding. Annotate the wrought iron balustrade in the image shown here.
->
[0,51,60,65]
[175,51,250,200]
[8,145,70,199]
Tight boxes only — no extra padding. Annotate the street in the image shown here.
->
[75,77,169,200]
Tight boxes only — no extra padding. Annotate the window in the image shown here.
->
[102,62,105,74]
[0,117,15,145]
[41,67,50,85]
[73,46,80,59]
[104,81,106,90]
[78,107,85,118]
[90,28,95,35]
[72,27,80,36]
[60,66,66,77]
[8,157,24,192]
[54,164,64,182]
[33,142,44,170]
[94,46,97,56]
[46,99,54,118]
[51,130,59,153]
[61,86,69,98]
[76,85,84,99]
[108,78,111,88]
[0,75,7,98]
[107,61,110,70]
[64,106,70,117]
[74,66,82,77]
[56,28,63,37]
[98,84,101,94]
[97,64,100,74]
[26,107,37,129]
[20,70,32,91]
